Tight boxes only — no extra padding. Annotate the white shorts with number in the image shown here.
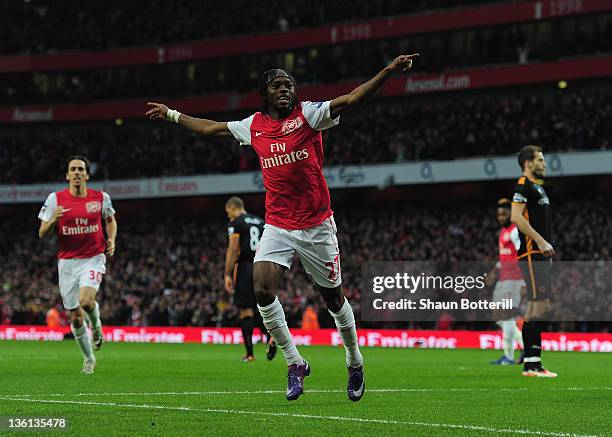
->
[492,279,524,309]
[254,216,341,288]
[57,253,106,310]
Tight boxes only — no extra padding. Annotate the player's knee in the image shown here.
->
[80,298,94,313]
[319,285,344,313]
[254,288,275,307]
[253,265,278,306]
[70,312,84,328]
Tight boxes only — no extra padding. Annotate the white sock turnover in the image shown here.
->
[87,301,102,331]
[329,298,363,368]
[71,322,94,361]
[258,297,304,366]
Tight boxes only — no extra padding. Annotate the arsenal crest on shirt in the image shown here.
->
[281,116,303,134]
[86,201,102,214]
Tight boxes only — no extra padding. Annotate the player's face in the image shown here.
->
[268,77,295,113]
[225,205,237,220]
[497,207,511,227]
[528,152,546,178]
[65,159,89,187]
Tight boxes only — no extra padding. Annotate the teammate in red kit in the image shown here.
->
[38,156,117,374]
[489,198,525,365]
[146,53,418,401]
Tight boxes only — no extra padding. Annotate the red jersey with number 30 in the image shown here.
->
[228,101,339,230]
[38,189,112,259]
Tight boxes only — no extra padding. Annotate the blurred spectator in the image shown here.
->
[0,0,508,55]
[0,197,608,331]
[302,302,320,330]
[0,88,609,183]
[2,15,610,105]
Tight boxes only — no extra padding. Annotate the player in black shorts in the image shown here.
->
[224,196,276,362]
[511,145,557,378]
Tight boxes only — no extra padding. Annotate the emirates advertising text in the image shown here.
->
[361,261,611,322]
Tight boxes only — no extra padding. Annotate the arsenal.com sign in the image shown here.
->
[0,326,610,352]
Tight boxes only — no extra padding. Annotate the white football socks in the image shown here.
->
[86,302,102,331]
[329,299,363,368]
[71,322,94,360]
[500,319,517,360]
[514,323,524,349]
[258,298,304,366]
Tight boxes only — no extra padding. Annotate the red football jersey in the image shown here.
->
[38,189,115,259]
[228,101,339,230]
[498,224,523,280]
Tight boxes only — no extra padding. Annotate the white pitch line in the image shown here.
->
[0,396,598,437]
[2,387,610,398]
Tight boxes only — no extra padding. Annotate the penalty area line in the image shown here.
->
[0,396,599,437]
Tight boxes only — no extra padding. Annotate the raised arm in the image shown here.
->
[146,102,232,137]
[330,54,419,118]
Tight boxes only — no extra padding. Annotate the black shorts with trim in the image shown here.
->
[234,261,256,309]
[518,254,552,301]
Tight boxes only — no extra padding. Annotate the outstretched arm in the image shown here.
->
[330,54,419,118]
[146,102,232,136]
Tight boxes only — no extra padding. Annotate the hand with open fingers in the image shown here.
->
[146,102,169,121]
[51,206,71,223]
[389,54,419,72]
[537,239,555,258]
[106,239,116,257]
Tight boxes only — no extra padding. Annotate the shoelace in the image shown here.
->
[349,369,362,387]
[288,368,301,386]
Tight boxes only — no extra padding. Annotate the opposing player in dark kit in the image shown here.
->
[511,145,557,378]
[224,196,276,362]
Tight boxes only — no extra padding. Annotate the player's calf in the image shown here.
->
[70,308,95,372]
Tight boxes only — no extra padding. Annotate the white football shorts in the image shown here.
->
[492,279,524,309]
[254,216,341,288]
[57,253,106,310]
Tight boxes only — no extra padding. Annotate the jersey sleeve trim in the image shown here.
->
[102,192,116,219]
[227,114,255,146]
[512,192,528,203]
[38,192,57,222]
[510,226,521,251]
[301,101,340,131]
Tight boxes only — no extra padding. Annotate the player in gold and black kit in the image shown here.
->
[224,197,276,362]
[511,145,557,378]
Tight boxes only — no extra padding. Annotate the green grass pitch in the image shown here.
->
[0,341,610,436]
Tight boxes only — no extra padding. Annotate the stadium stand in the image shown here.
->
[1,195,608,329]
[0,0,515,54]
[1,86,609,183]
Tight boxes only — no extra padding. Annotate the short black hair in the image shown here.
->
[66,155,90,175]
[225,196,244,209]
[497,198,511,210]
[517,145,542,170]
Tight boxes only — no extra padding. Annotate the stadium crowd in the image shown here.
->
[1,198,608,331]
[1,0,510,55]
[2,15,610,105]
[1,88,610,184]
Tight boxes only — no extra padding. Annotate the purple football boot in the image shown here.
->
[286,360,311,401]
[347,366,365,402]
